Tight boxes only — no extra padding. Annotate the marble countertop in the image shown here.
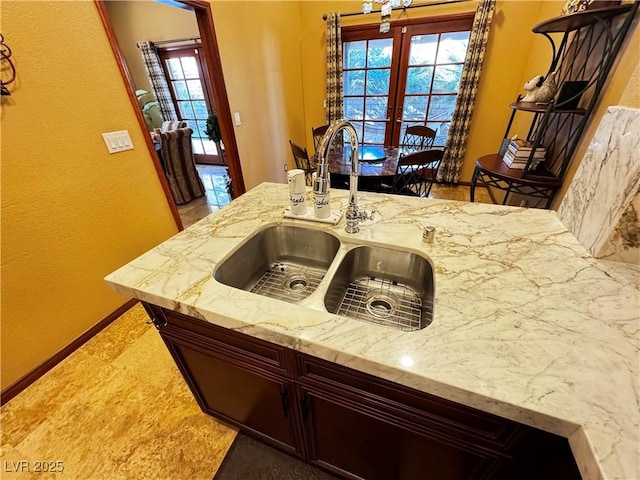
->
[105,183,639,480]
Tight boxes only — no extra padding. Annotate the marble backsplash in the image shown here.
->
[557,105,640,264]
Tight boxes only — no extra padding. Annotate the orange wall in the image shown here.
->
[1,1,178,390]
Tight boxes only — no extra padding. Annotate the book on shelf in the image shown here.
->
[506,145,546,158]
[502,150,545,169]
[507,138,545,153]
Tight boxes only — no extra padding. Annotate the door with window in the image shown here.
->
[158,45,223,165]
[342,15,473,149]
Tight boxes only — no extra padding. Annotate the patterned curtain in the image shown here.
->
[137,41,178,122]
[437,0,496,183]
[326,13,344,124]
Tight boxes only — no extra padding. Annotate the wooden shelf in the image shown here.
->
[509,101,586,115]
[533,4,633,33]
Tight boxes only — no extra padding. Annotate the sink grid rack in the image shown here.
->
[336,276,430,332]
[250,262,326,303]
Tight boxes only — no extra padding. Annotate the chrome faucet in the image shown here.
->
[315,119,373,233]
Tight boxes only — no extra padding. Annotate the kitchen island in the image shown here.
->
[105,182,639,479]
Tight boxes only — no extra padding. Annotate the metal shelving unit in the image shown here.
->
[471,2,639,208]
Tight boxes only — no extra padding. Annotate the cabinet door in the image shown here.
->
[299,385,498,480]
[162,333,301,454]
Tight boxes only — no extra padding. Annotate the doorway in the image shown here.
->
[95,0,245,230]
[342,13,473,149]
[157,43,223,165]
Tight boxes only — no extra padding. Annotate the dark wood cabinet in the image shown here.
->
[298,384,497,480]
[144,304,581,480]
[146,304,303,456]
[169,341,298,451]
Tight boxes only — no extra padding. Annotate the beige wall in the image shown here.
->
[105,0,640,196]
[1,1,179,390]
[210,1,306,189]
[104,0,200,93]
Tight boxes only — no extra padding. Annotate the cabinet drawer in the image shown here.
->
[145,304,294,378]
[296,353,519,452]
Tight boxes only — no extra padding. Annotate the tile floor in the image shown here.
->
[0,183,493,480]
[0,303,237,480]
[177,165,231,228]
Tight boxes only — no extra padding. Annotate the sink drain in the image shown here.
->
[284,274,309,291]
[365,291,399,319]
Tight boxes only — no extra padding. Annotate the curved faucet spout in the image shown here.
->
[315,120,362,233]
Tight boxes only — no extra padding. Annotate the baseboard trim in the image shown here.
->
[0,299,138,406]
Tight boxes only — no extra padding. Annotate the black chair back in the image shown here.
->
[312,125,330,152]
[392,149,444,197]
[402,125,437,153]
[289,140,315,186]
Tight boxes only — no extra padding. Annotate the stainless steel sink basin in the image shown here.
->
[324,245,434,331]
[214,225,340,304]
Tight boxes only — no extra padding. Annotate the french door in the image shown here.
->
[158,45,223,165]
[342,15,473,149]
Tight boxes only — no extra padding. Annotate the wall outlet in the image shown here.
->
[102,130,133,154]
[283,163,288,172]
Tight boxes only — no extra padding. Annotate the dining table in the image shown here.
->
[325,145,407,192]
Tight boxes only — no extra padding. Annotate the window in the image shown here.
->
[159,45,222,165]
[342,15,473,149]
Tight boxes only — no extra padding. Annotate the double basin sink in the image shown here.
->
[214,225,435,331]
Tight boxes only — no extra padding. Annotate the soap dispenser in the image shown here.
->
[312,171,331,218]
[287,169,307,215]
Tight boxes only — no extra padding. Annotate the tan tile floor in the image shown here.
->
[0,304,237,480]
[177,165,230,228]
[0,184,492,480]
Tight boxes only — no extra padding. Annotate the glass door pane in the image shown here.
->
[343,33,400,147]
[395,29,470,148]
[159,46,222,165]
[343,17,472,150]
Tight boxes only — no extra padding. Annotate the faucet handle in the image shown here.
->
[358,209,375,222]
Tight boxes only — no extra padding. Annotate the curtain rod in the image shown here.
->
[322,0,470,20]
[152,37,201,46]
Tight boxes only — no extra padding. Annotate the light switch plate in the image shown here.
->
[102,130,134,153]
[234,112,242,126]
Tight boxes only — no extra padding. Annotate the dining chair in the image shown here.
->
[289,140,316,186]
[402,125,437,153]
[391,149,444,197]
[312,124,330,152]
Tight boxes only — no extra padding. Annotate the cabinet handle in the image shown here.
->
[280,386,290,418]
[147,310,167,330]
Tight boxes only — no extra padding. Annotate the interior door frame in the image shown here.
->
[94,0,246,231]
[157,43,223,165]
